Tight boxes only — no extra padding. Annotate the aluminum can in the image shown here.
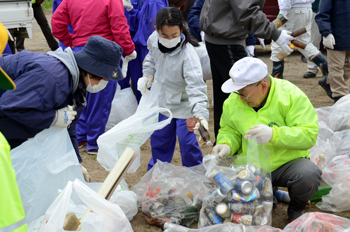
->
[230,214,253,226]
[207,188,227,205]
[237,168,250,180]
[261,178,273,200]
[151,201,164,214]
[204,207,224,224]
[246,164,256,174]
[215,202,231,218]
[276,190,291,203]
[253,201,273,225]
[255,175,265,189]
[228,202,255,215]
[228,188,260,202]
[208,169,234,194]
[160,222,189,231]
[235,180,253,194]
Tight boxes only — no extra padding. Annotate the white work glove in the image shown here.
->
[53,106,77,128]
[80,164,91,182]
[275,30,294,55]
[200,31,205,42]
[257,38,265,49]
[121,50,137,77]
[194,119,209,136]
[247,45,255,57]
[212,144,231,158]
[122,0,133,11]
[323,34,335,50]
[244,124,273,144]
[137,75,153,95]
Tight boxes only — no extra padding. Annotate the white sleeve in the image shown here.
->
[278,0,292,15]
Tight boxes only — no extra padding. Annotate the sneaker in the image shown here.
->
[303,71,316,78]
[88,150,98,155]
[318,75,334,99]
[78,142,87,148]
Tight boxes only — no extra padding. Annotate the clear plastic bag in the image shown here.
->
[37,179,133,232]
[97,81,173,173]
[198,139,272,228]
[283,212,350,231]
[105,83,138,131]
[194,42,212,80]
[316,154,350,212]
[132,160,207,228]
[327,94,350,132]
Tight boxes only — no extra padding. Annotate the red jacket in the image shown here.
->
[51,0,134,55]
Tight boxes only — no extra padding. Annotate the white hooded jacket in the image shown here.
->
[278,0,314,15]
[143,31,209,121]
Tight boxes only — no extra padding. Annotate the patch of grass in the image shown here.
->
[89,154,97,160]
[41,0,53,13]
[311,85,318,90]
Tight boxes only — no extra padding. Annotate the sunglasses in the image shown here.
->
[234,81,262,100]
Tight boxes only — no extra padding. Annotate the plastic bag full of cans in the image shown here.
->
[132,160,207,228]
[198,154,273,228]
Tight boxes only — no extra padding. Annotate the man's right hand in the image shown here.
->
[275,30,294,55]
[53,106,77,128]
[212,144,231,158]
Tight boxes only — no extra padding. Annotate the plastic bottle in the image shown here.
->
[275,190,291,203]
[198,119,212,146]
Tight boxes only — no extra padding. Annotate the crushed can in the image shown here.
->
[235,180,253,195]
[228,202,255,215]
[207,169,234,194]
[246,164,257,174]
[204,207,224,224]
[237,168,251,180]
[230,214,253,226]
[228,188,260,203]
[207,188,227,205]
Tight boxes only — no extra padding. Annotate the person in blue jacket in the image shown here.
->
[315,0,350,103]
[122,0,188,102]
[0,36,124,181]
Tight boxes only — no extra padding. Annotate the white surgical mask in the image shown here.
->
[159,35,181,48]
[86,73,108,93]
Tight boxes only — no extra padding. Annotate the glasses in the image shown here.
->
[234,81,262,100]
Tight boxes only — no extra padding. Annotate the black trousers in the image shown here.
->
[16,3,59,51]
[272,158,322,210]
[205,41,247,140]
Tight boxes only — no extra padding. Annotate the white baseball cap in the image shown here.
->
[221,57,268,93]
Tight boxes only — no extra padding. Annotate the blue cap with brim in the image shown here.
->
[74,36,124,81]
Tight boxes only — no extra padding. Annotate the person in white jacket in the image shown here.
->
[137,7,209,170]
[271,0,328,80]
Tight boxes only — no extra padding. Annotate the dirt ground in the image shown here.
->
[23,13,350,231]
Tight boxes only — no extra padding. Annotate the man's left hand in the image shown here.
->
[244,124,273,144]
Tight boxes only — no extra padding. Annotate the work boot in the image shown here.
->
[318,73,333,99]
[287,200,308,223]
[312,53,328,77]
[272,61,284,79]
[303,71,316,78]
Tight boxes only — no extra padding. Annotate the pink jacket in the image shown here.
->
[51,0,134,55]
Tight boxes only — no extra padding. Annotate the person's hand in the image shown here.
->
[121,50,137,77]
[212,144,231,158]
[247,45,255,57]
[323,34,335,49]
[244,124,273,144]
[122,0,133,11]
[80,164,91,182]
[137,75,153,95]
[53,106,77,128]
[257,38,265,49]
[194,119,209,136]
[275,30,294,55]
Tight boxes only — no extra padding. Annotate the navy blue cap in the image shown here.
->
[74,36,123,81]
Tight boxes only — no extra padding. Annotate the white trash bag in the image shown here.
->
[37,179,133,232]
[194,42,212,80]
[105,82,138,131]
[97,81,173,173]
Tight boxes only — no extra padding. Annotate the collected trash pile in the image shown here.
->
[310,94,350,212]
[132,160,207,229]
[163,212,350,232]
[198,150,273,228]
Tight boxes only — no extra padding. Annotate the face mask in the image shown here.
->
[86,73,108,93]
[159,35,181,48]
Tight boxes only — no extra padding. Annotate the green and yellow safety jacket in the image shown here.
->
[0,133,27,232]
[217,76,319,172]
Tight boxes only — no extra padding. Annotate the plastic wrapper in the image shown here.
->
[163,222,281,232]
[316,154,350,212]
[198,139,272,228]
[194,42,212,80]
[132,160,207,228]
[283,212,350,231]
